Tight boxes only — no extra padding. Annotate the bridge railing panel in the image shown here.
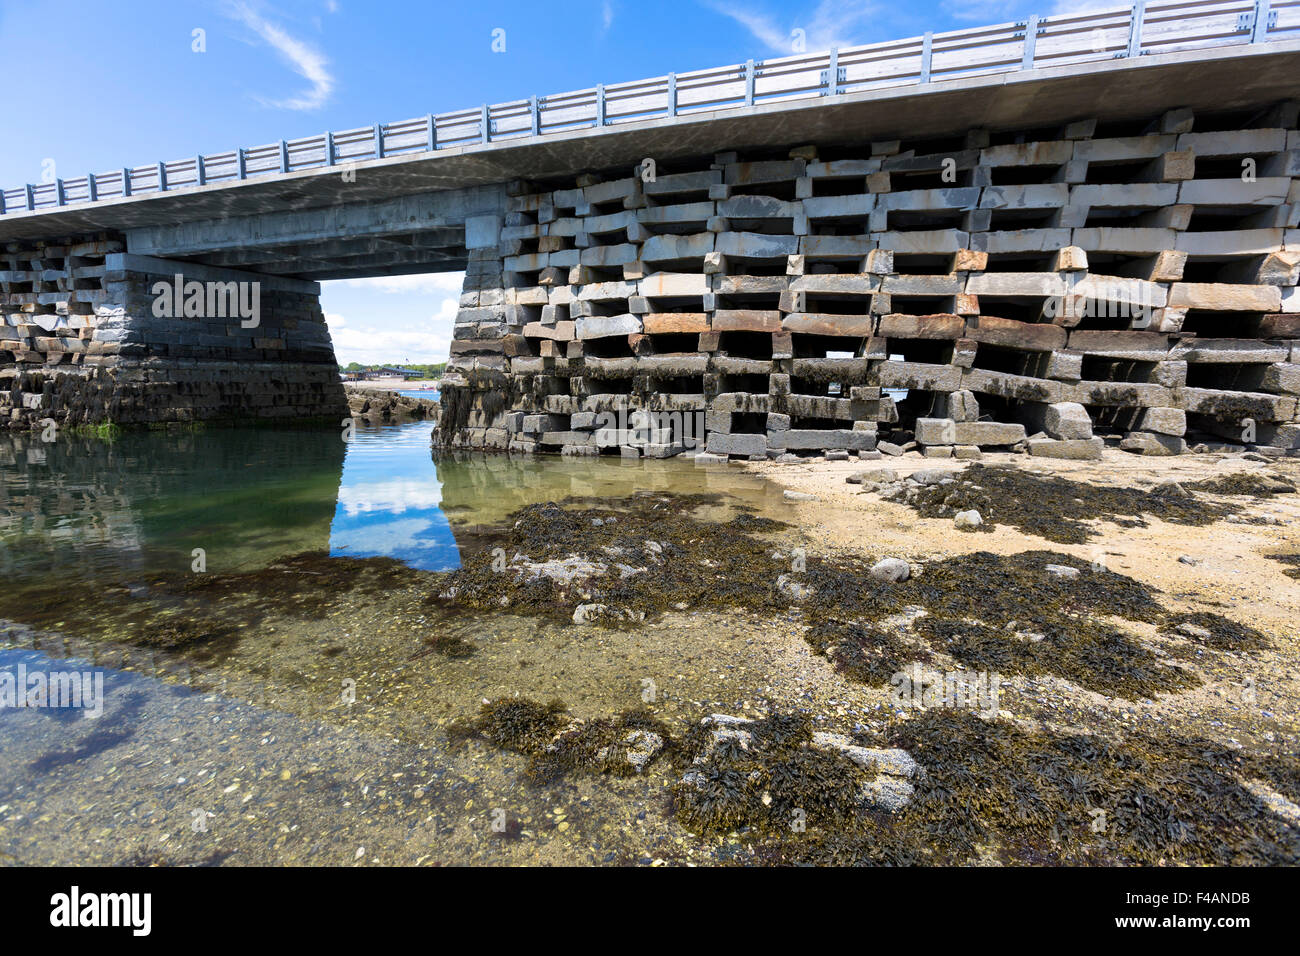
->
[674,63,748,114]
[751,53,832,104]
[382,117,433,156]
[1,2,1295,215]
[1141,0,1260,55]
[243,144,282,177]
[1033,8,1135,66]
[1271,0,1300,37]
[537,88,599,133]
[929,22,1027,82]
[435,108,484,148]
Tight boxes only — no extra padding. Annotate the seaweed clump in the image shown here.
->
[430,492,799,626]
[886,710,1300,865]
[803,620,933,687]
[1266,552,1300,580]
[1185,472,1297,498]
[801,551,1199,699]
[1163,611,1270,651]
[454,700,1300,866]
[881,464,1234,543]
[411,631,476,659]
[448,697,674,783]
[672,713,878,839]
[763,710,1300,866]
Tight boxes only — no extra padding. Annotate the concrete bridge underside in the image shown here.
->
[2,42,1300,455]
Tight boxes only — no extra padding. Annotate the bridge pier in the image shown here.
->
[0,245,346,430]
[435,102,1300,459]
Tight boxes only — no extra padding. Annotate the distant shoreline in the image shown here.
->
[344,379,440,392]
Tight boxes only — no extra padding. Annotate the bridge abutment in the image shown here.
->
[1,244,347,429]
[436,102,1300,459]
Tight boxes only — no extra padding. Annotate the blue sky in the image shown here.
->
[2,0,1104,364]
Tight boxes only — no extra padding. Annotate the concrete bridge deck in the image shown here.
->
[2,2,1299,282]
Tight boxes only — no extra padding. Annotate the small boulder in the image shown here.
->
[870,557,912,583]
[572,603,608,625]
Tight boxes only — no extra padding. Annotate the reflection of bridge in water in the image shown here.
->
[0,423,788,588]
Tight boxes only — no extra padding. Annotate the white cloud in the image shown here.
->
[602,0,614,32]
[324,273,463,364]
[228,2,335,111]
[331,326,451,364]
[708,0,880,54]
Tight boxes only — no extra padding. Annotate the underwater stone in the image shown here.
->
[597,729,664,773]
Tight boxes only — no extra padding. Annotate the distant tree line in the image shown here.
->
[340,362,446,378]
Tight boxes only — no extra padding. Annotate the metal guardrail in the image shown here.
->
[2,0,1296,217]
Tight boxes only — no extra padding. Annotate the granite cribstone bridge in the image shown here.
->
[4,3,1300,457]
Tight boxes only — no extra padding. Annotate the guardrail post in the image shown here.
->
[1251,0,1273,41]
[596,85,606,127]
[530,97,540,136]
[26,184,34,210]
[56,179,65,206]
[1021,15,1040,69]
[122,169,132,197]
[0,192,5,215]
[920,32,933,83]
[87,174,97,202]
[279,140,289,173]
[426,114,437,151]
[826,49,839,95]
[1126,2,1146,57]
[195,155,206,185]
[481,104,490,143]
[667,73,677,115]
[157,162,167,191]
[745,59,755,106]
[325,131,335,166]
[373,123,384,159]
[236,149,246,180]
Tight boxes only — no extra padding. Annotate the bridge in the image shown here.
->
[3,2,1300,457]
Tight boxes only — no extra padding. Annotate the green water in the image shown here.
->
[0,422,806,865]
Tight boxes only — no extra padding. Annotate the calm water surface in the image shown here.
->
[0,421,803,865]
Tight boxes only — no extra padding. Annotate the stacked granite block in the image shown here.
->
[437,101,1300,459]
[1,238,347,428]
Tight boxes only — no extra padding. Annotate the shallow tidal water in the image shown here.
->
[0,422,803,865]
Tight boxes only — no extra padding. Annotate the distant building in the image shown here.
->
[340,365,426,382]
